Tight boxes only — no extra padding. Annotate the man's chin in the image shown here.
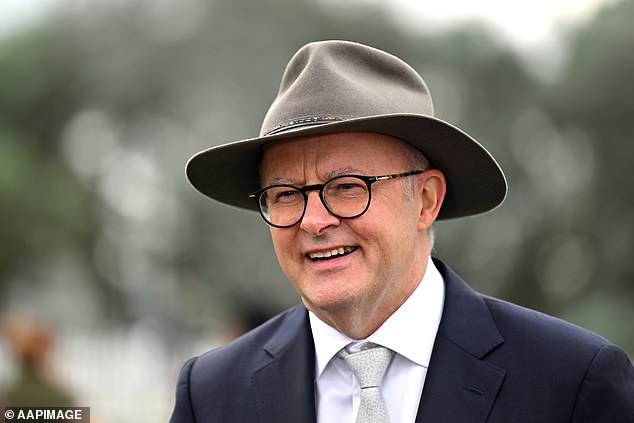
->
[302,294,360,318]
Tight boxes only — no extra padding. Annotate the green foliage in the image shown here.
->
[0,0,632,355]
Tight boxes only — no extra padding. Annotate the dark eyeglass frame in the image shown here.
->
[248,170,425,228]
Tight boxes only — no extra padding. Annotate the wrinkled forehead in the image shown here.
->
[257,132,411,182]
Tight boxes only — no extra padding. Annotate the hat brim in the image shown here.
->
[186,114,507,220]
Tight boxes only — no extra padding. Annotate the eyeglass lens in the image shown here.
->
[259,176,370,227]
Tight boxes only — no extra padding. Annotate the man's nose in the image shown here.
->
[299,191,340,235]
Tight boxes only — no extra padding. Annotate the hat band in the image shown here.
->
[263,115,344,136]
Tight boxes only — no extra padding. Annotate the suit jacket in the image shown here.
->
[170,259,634,422]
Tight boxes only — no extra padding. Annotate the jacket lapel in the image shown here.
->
[252,305,317,423]
[415,259,506,423]
[250,260,505,423]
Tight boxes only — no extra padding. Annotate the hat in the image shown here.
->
[186,40,506,219]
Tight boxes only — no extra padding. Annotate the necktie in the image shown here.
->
[338,343,394,423]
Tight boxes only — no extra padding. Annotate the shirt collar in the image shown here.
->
[309,257,445,378]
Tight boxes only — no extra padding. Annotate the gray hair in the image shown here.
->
[399,141,436,250]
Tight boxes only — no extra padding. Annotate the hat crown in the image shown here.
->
[186,40,506,219]
[260,40,435,136]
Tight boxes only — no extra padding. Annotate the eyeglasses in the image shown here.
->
[249,170,424,228]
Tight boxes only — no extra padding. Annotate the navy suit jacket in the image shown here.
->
[170,259,634,422]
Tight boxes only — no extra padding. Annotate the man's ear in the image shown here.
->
[417,169,446,232]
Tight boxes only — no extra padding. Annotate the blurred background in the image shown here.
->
[1,0,633,420]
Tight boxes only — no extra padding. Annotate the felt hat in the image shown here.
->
[186,40,506,219]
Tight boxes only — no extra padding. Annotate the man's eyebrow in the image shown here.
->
[267,167,361,186]
[269,177,295,185]
[325,167,360,179]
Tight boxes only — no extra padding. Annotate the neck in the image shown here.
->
[309,253,430,340]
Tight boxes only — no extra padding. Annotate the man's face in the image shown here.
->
[260,132,432,331]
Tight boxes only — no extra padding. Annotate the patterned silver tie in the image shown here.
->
[338,343,394,423]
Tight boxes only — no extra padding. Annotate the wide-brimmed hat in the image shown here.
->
[186,40,506,219]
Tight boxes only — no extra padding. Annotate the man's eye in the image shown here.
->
[328,182,366,197]
[274,190,301,203]
[336,183,364,190]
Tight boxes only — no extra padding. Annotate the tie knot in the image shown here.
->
[338,344,394,389]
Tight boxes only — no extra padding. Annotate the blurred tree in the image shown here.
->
[542,0,634,347]
[0,0,632,357]
[0,26,96,293]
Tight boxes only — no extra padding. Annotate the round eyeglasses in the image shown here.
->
[248,170,424,228]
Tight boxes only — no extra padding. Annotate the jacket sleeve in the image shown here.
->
[169,357,198,423]
[571,343,634,423]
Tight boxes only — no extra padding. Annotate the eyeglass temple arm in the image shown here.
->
[249,170,425,196]
[371,170,424,182]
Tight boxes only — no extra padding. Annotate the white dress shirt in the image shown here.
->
[309,257,445,423]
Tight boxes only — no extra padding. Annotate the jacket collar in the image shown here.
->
[253,305,317,423]
[250,258,506,423]
[415,258,506,423]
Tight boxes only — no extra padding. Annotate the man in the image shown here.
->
[171,40,634,422]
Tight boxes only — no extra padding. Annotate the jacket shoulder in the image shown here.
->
[482,294,610,354]
[482,295,634,421]
[192,304,308,381]
[171,304,309,421]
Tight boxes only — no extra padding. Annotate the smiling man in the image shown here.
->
[170,40,633,422]
[260,133,443,341]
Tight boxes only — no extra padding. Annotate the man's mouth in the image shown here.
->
[307,246,358,261]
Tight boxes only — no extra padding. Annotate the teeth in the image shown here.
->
[309,247,354,260]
